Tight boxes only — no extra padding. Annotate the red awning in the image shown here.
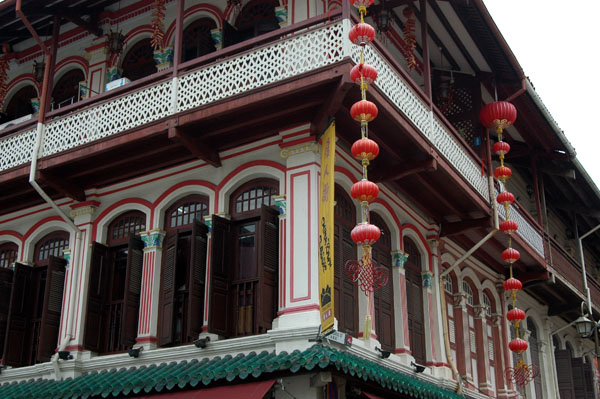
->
[137,380,276,399]
[363,393,384,399]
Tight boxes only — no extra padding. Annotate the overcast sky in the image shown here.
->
[482,0,600,188]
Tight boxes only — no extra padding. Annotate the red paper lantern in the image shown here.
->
[497,191,515,207]
[351,138,380,161]
[507,308,526,323]
[349,23,375,46]
[350,0,374,9]
[508,338,528,354]
[351,223,381,245]
[502,248,520,264]
[494,166,512,183]
[350,100,378,122]
[350,63,378,85]
[493,141,510,156]
[480,101,517,132]
[503,277,523,292]
[500,220,518,234]
[351,180,379,203]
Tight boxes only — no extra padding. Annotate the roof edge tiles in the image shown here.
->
[0,344,463,399]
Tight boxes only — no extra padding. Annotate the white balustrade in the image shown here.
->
[0,19,489,209]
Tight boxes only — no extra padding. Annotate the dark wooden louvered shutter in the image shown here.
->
[3,263,34,367]
[37,256,66,363]
[223,20,241,48]
[84,242,110,352]
[571,356,595,399]
[208,215,233,337]
[121,236,144,347]
[555,350,575,399]
[406,262,426,364]
[257,206,278,333]
[373,264,394,351]
[158,231,177,346]
[333,220,358,337]
[0,267,13,358]
[186,220,208,341]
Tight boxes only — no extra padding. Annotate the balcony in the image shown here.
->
[0,12,491,210]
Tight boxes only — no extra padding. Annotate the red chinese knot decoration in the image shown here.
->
[506,358,540,388]
[345,0,387,341]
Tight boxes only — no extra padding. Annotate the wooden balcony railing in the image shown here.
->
[0,12,489,204]
[548,236,600,306]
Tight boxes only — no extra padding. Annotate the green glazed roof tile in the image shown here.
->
[0,344,463,399]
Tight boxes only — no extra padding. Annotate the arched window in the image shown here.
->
[209,179,279,338]
[0,242,18,268]
[371,212,394,351]
[52,69,85,109]
[84,211,145,354]
[224,0,280,47]
[122,39,157,82]
[159,195,210,347]
[404,237,426,364]
[182,18,217,62]
[2,85,37,123]
[527,319,543,398]
[333,185,357,337]
[2,231,68,368]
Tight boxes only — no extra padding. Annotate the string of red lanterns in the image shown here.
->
[344,0,388,341]
[481,101,539,388]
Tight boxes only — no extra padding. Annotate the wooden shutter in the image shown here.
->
[158,231,177,346]
[36,256,66,363]
[257,206,278,333]
[223,20,241,48]
[2,263,34,367]
[84,242,110,352]
[555,350,575,399]
[333,220,358,337]
[186,220,208,341]
[373,263,394,351]
[571,356,595,399]
[0,267,13,358]
[208,215,233,337]
[406,262,426,364]
[121,236,144,347]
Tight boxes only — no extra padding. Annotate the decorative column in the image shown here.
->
[136,229,166,349]
[211,28,223,51]
[392,250,411,361]
[421,267,438,369]
[276,124,321,329]
[428,237,450,378]
[201,214,215,331]
[474,304,493,396]
[453,290,470,381]
[63,201,100,355]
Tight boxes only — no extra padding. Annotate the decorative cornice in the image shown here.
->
[452,292,467,308]
[473,305,487,319]
[421,270,433,288]
[392,250,409,268]
[140,229,166,250]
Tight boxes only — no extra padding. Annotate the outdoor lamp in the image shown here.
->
[575,314,595,338]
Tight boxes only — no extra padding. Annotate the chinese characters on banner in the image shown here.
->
[319,121,336,334]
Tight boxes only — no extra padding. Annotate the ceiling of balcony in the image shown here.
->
[0,0,120,49]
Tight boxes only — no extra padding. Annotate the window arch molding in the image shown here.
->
[22,219,74,263]
[152,182,216,228]
[93,201,151,243]
[121,37,158,82]
[51,67,86,109]
[0,242,18,268]
[165,4,223,45]
[401,226,430,271]
[2,82,38,121]
[217,162,284,214]
[33,231,70,266]
[369,201,401,251]
[163,194,210,230]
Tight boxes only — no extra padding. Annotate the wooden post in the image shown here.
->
[173,0,184,77]
[531,156,543,226]
[420,0,431,102]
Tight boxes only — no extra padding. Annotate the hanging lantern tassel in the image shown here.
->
[151,0,166,50]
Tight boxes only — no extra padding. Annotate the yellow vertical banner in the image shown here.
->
[319,121,336,334]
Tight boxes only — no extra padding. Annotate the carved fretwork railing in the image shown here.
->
[0,18,488,203]
[495,185,545,258]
